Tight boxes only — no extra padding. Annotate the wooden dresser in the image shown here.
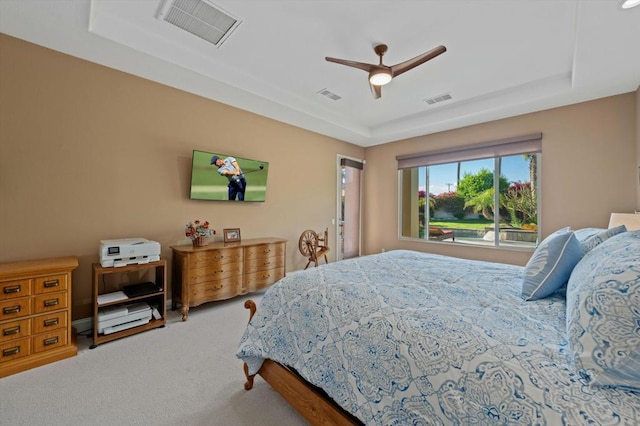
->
[171,237,286,321]
[0,256,78,378]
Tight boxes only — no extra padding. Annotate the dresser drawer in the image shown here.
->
[244,243,285,261]
[0,318,31,343]
[33,292,68,314]
[32,329,67,354]
[189,248,243,269]
[0,279,31,301]
[244,267,285,292]
[188,262,243,285]
[0,337,31,363]
[0,298,31,320]
[244,255,285,274]
[189,276,244,305]
[32,311,67,334]
[34,274,68,294]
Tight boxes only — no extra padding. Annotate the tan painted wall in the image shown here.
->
[363,93,638,266]
[0,35,364,318]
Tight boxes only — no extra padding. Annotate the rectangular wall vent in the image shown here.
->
[317,88,342,101]
[157,0,241,47]
[424,92,452,105]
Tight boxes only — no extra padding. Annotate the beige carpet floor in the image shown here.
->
[0,293,306,426]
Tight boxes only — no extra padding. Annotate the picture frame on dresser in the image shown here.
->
[223,228,241,243]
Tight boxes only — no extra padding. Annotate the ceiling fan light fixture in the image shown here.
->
[621,0,640,8]
[369,69,392,86]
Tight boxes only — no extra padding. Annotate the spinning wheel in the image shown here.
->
[299,230,318,259]
[298,228,330,269]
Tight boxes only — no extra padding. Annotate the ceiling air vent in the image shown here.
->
[317,88,342,101]
[157,0,241,47]
[424,92,452,105]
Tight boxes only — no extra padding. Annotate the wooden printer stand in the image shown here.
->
[91,259,166,348]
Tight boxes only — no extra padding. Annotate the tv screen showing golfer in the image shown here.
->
[189,150,269,202]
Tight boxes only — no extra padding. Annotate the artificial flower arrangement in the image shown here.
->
[185,220,215,241]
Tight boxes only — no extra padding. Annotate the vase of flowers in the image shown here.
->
[185,220,215,247]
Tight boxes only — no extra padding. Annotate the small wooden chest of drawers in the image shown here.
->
[0,257,78,378]
[172,238,286,321]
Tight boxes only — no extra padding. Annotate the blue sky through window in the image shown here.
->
[420,155,531,195]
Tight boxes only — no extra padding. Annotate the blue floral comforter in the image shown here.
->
[236,250,640,425]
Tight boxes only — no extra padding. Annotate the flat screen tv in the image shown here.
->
[189,150,269,202]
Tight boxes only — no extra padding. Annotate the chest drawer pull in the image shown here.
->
[3,285,21,294]
[43,299,59,307]
[2,325,21,336]
[43,279,60,288]
[43,336,59,346]
[43,318,60,327]
[2,346,20,357]
[3,305,21,315]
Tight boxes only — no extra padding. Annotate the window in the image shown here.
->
[397,134,541,249]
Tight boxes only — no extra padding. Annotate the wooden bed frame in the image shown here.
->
[242,300,362,425]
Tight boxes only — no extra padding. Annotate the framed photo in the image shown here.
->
[223,228,241,243]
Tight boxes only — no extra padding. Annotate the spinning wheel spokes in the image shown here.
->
[298,230,318,258]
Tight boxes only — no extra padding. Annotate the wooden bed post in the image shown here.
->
[243,300,258,390]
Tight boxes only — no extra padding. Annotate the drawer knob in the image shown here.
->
[43,299,59,307]
[2,346,20,357]
[3,285,21,294]
[43,279,60,288]
[2,305,21,315]
[43,336,59,346]
[43,318,60,327]
[2,325,20,336]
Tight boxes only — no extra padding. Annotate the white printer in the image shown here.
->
[99,238,161,268]
[98,302,152,335]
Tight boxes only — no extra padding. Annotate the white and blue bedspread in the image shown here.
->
[236,250,640,425]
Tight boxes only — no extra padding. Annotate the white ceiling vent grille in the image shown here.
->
[424,92,452,105]
[157,0,241,47]
[317,88,342,101]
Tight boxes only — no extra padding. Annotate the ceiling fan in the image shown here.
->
[325,44,446,99]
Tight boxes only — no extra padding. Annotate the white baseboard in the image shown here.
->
[72,317,93,334]
[73,299,173,334]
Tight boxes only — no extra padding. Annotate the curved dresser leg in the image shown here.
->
[180,306,189,321]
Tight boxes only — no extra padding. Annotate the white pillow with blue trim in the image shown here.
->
[521,227,582,301]
[566,231,640,390]
[574,227,604,250]
[580,225,626,254]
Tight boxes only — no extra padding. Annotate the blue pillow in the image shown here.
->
[580,225,626,254]
[522,227,582,301]
[566,231,640,390]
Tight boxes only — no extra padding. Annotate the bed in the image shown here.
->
[237,228,640,425]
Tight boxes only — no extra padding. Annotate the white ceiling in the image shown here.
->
[1,0,639,147]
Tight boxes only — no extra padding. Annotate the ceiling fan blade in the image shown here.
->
[390,45,446,78]
[369,83,382,99]
[325,57,375,73]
